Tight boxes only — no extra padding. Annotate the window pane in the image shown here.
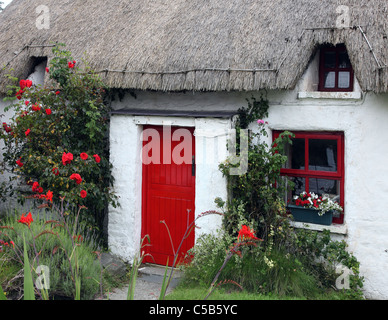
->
[284,138,305,169]
[308,178,341,203]
[286,177,306,204]
[338,52,351,68]
[324,72,336,88]
[324,52,336,68]
[338,71,350,88]
[308,139,337,172]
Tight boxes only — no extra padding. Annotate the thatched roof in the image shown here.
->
[0,0,387,93]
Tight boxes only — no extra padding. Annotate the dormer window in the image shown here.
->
[319,44,353,92]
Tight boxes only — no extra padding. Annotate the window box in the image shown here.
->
[288,204,333,226]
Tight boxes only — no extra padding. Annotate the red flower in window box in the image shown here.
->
[292,191,343,216]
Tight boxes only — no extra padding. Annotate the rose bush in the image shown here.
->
[0,44,118,232]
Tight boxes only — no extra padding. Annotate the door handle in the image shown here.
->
[192,155,195,176]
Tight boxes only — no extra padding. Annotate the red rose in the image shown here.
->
[16,157,23,167]
[45,67,49,73]
[55,91,60,95]
[19,80,27,90]
[32,181,40,192]
[93,154,101,163]
[68,62,75,68]
[25,100,30,106]
[52,167,59,176]
[26,80,32,88]
[80,152,88,160]
[32,104,41,112]
[16,89,24,99]
[62,152,73,165]
[80,190,87,198]
[70,173,82,185]
[25,128,31,136]
[45,108,52,115]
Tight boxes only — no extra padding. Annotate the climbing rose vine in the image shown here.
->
[0,44,118,230]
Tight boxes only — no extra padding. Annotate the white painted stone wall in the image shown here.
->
[108,86,388,299]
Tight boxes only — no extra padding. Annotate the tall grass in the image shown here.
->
[0,209,100,299]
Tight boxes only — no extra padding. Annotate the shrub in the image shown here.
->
[0,43,118,232]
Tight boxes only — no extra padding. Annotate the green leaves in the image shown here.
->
[23,234,36,300]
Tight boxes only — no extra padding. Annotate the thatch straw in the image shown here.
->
[0,0,387,93]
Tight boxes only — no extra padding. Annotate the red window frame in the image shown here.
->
[274,131,345,224]
[319,44,354,92]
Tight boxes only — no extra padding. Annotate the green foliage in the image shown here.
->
[0,43,118,231]
[219,96,294,240]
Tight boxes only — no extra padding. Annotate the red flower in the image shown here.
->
[32,181,40,192]
[19,80,27,90]
[19,80,32,90]
[52,167,59,176]
[73,234,83,243]
[18,212,33,227]
[32,103,41,112]
[80,152,88,160]
[16,157,23,167]
[25,100,30,106]
[80,190,87,198]
[70,173,82,185]
[45,190,53,202]
[237,225,258,242]
[62,152,73,166]
[68,61,75,68]
[45,108,52,115]
[45,67,49,73]
[25,128,31,136]
[2,122,12,133]
[16,89,24,99]
[93,154,101,163]
[55,91,60,95]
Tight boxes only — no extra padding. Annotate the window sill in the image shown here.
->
[290,220,348,235]
[297,91,362,101]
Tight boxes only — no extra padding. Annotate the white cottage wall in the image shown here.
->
[109,89,388,299]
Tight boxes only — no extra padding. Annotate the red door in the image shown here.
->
[141,125,195,266]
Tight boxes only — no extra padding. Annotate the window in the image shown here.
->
[274,131,345,224]
[319,44,353,92]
